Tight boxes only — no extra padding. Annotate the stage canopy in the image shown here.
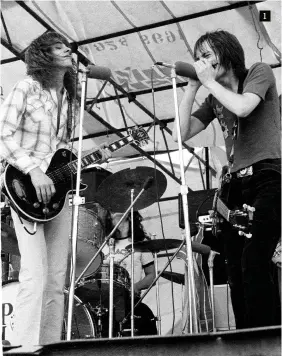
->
[1,0,281,184]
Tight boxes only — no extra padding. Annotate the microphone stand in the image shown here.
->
[66,70,88,340]
[130,189,135,337]
[170,67,198,334]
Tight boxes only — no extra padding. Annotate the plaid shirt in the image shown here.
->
[0,77,76,179]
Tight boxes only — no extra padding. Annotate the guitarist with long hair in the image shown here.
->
[0,31,111,345]
[173,30,281,329]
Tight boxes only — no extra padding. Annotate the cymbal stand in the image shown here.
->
[130,189,135,337]
[152,234,162,335]
[171,67,198,333]
[108,236,115,338]
[66,69,88,340]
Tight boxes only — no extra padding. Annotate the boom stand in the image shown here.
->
[171,68,198,333]
[66,70,88,340]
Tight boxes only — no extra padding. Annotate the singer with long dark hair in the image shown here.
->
[173,30,281,329]
[0,31,111,345]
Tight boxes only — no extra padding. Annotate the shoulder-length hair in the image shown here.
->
[194,30,248,81]
[105,211,150,243]
[25,31,77,99]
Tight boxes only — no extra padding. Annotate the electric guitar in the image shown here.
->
[209,191,255,238]
[3,127,149,223]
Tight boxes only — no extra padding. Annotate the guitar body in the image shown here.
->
[3,149,87,223]
[3,126,149,223]
[211,184,254,238]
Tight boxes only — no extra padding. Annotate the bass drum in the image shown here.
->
[1,280,96,343]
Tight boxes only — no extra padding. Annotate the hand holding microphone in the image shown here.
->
[155,60,218,87]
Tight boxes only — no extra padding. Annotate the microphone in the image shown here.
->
[175,61,198,80]
[79,65,112,80]
[155,61,218,80]
[70,42,78,54]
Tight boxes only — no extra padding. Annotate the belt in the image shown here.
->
[233,159,281,178]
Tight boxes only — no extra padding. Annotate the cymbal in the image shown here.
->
[159,271,185,285]
[126,239,182,253]
[1,223,20,256]
[94,166,167,212]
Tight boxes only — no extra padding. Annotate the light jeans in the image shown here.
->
[10,199,70,346]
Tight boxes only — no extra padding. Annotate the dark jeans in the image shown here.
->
[219,164,281,329]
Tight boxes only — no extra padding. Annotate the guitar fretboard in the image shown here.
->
[47,135,134,184]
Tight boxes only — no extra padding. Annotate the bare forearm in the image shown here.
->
[204,80,253,117]
[135,273,155,291]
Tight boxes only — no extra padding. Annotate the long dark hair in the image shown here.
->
[25,31,77,99]
[25,31,77,138]
[105,211,150,243]
[194,30,247,81]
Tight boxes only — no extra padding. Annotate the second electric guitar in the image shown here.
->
[3,127,148,223]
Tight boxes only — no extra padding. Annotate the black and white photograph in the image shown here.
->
[1,1,281,355]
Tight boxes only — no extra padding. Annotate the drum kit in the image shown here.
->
[1,166,212,341]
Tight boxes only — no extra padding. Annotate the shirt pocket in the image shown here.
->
[26,96,53,123]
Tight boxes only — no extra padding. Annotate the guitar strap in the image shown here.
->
[212,71,248,216]
[219,71,248,200]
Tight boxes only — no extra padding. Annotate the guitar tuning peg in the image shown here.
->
[238,231,252,238]
[243,204,255,212]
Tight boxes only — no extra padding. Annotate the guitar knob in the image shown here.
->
[33,202,40,208]
[52,203,59,210]
[42,207,49,214]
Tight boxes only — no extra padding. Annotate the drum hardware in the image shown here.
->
[92,166,167,213]
[121,238,186,329]
[158,271,185,285]
[129,239,211,255]
[126,239,183,253]
[118,315,141,337]
[74,176,156,338]
[90,304,108,338]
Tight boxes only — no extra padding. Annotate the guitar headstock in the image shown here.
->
[128,126,149,146]
[230,204,255,238]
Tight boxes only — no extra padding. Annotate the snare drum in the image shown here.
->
[76,264,131,304]
[1,280,96,343]
[66,207,104,282]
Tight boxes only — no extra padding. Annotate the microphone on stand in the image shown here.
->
[79,65,112,80]
[155,61,218,80]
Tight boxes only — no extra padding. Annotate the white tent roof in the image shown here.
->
[1,0,281,182]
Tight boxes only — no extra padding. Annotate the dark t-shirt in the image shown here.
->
[192,63,281,172]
